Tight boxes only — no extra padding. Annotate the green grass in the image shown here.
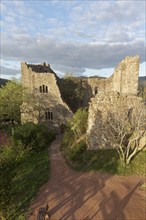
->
[64,147,146,177]
[0,149,50,220]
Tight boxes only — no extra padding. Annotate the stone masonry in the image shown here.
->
[21,56,140,134]
[86,92,144,149]
[86,56,143,150]
[21,62,72,133]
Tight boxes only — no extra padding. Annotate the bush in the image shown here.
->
[0,122,55,219]
[70,108,88,138]
[13,123,55,152]
[67,141,87,161]
[61,125,75,149]
[61,108,88,164]
[0,142,30,218]
[0,143,50,219]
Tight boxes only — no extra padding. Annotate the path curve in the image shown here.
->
[28,135,145,220]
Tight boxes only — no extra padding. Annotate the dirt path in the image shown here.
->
[28,135,146,220]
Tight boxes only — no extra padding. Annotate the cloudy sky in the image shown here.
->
[0,0,145,79]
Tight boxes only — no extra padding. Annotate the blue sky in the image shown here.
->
[0,0,145,79]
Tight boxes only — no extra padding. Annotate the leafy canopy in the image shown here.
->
[0,81,23,124]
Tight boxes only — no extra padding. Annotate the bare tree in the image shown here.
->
[104,99,146,165]
[21,88,58,123]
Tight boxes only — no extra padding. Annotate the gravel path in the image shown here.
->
[28,135,146,220]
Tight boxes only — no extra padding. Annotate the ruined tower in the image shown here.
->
[111,56,140,95]
[21,62,72,133]
[86,55,141,149]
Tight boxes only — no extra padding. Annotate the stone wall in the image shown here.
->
[21,62,72,133]
[21,55,140,133]
[111,56,140,95]
[80,56,140,107]
[86,92,144,150]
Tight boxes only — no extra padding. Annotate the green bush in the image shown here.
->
[0,122,55,219]
[0,144,50,219]
[68,141,87,161]
[13,123,55,152]
[70,108,88,138]
[0,142,30,218]
[61,124,75,149]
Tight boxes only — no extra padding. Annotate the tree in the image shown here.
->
[21,88,59,124]
[104,99,146,165]
[0,80,23,125]
[70,108,88,138]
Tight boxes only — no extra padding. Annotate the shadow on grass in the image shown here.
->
[67,149,119,174]
[0,149,50,220]
[64,148,146,177]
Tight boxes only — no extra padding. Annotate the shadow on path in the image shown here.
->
[28,135,146,220]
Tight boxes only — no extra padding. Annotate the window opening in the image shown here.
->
[45,110,53,121]
[43,85,45,93]
[39,86,42,93]
[94,87,98,95]
[39,85,48,93]
[46,86,48,93]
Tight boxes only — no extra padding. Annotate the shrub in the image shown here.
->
[13,123,55,152]
[0,142,30,217]
[0,122,55,219]
[70,108,88,138]
[61,124,75,149]
[68,141,87,161]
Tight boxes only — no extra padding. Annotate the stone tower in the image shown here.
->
[21,62,72,133]
[111,56,140,95]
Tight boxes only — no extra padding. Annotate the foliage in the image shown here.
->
[66,145,146,177]
[69,108,88,138]
[61,124,75,148]
[62,99,145,176]
[0,123,55,219]
[0,81,23,124]
[13,123,55,152]
[67,141,87,161]
[21,90,53,123]
[61,108,87,152]
[103,99,146,165]
[0,145,50,219]
[58,77,88,112]
[61,109,88,167]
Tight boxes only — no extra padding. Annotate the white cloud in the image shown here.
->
[0,66,20,76]
[1,0,145,77]
[1,33,145,75]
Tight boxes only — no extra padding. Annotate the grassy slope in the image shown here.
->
[65,148,146,177]
[1,149,50,220]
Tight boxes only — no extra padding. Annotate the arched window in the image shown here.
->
[45,109,53,121]
[39,85,48,93]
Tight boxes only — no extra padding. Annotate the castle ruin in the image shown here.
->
[21,56,140,134]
